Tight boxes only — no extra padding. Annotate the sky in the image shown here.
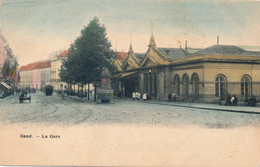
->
[1,0,260,66]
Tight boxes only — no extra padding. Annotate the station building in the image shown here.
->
[112,34,260,103]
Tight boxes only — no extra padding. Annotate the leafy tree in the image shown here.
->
[60,17,114,101]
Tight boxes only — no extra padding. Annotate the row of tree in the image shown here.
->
[59,17,115,101]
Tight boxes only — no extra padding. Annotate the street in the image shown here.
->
[0,92,259,127]
[0,92,260,166]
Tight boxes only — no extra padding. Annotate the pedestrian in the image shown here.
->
[20,91,24,98]
[136,92,140,100]
[230,95,235,104]
[146,93,150,101]
[143,93,147,101]
[225,95,231,105]
[168,93,172,102]
[61,91,65,101]
[172,92,177,102]
[132,91,136,100]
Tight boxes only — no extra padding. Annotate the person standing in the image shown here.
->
[61,91,65,101]
[143,93,147,101]
[132,91,136,100]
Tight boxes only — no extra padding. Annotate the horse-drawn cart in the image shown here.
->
[19,93,31,103]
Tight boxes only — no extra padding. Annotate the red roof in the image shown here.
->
[19,61,51,71]
[58,50,70,57]
[116,51,128,61]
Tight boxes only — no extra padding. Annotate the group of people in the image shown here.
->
[168,93,177,102]
[132,91,141,100]
[226,95,238,106]
[245,96,258,106]
[130,91,259,107]
[132,92,150,101]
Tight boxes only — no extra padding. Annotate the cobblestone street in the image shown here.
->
[0,92,260,127]
[1,93,260,166]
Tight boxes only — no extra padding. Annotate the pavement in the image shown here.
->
[1,92,259,167]
[67,95,260,115]
[141,99,260,114]
[2,93,259,115]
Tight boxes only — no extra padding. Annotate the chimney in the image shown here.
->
[217,36,219,45]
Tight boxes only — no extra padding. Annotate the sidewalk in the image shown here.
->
[122,98,260,115]
[63,95,260,114]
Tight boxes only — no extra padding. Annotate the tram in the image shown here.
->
[45,85,53,96]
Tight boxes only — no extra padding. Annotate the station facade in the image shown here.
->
[112,35,260,103]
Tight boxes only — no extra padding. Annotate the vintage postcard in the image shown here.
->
[0,0,260,166]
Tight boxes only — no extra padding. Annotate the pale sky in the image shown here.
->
[1,0,260,66]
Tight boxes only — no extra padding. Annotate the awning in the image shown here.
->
[118,71,137,78]
[0,81,12,90]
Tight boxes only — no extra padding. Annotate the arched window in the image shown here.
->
[241,75,251,98]
[191,73,199,98]
[173,75,180,96]
[215,75,227,99]
[182,74,189,98]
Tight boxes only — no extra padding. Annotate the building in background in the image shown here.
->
[116,51,128,62]
[50,50,69,91]
[113,34,260,103]
[19,61,51,90]
[112,47,144,97]
[0,29,19,95]
[0,30,7,76]
[50,50,95,93]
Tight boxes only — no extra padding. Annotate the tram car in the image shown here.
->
[45,85,53,96]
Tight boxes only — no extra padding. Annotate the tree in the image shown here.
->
[60,17,114,101]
